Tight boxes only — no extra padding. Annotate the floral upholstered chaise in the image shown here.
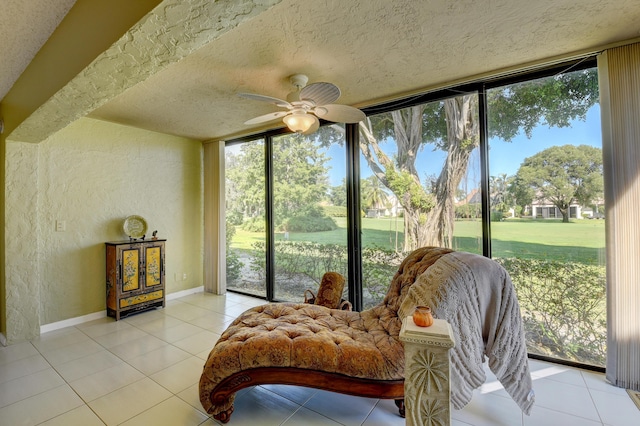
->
[199,247,535,423]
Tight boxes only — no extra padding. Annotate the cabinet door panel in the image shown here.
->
[146,246,162,286]
[122,248,140,291]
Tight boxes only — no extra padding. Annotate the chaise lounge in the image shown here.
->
[199,246,535,423]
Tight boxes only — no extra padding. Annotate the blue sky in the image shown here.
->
[488,105,602,176]
[325,104,602,187]
[226,104,602,190]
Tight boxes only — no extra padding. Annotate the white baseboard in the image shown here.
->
[40,310,107,334]
[39,286,205,335]
[166,286,204,300]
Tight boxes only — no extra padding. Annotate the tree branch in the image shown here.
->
[359,119,393,187]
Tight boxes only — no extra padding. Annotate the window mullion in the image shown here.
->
[345,123,363,311]
[479,85,492,258]
[265,135,275,301]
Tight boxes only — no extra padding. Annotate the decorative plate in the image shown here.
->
[123,215,148,239]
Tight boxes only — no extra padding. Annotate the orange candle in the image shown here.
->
[413,306,434,327]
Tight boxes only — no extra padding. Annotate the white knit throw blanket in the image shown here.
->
[399,251,535,415]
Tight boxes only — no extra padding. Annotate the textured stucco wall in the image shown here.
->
[5,117,203,340]
[5,141,41,342]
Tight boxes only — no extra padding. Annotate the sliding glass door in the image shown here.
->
[486,67,605,367]
[271,130,349,302]
[358,95,482,308]
[225,139,267,298]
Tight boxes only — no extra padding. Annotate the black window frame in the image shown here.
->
[223,56,603,371]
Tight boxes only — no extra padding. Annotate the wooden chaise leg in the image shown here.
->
[394,399,405,417]
[213,406,234,424]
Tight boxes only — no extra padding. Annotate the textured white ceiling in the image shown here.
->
[4,0,640,142]
[0,0,76,101]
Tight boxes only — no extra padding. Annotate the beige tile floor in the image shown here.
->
[1,291,639,425]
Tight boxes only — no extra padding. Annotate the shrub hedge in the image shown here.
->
[234,241,606,366]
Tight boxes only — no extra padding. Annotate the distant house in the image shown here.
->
[366,194,403,218]
[454,188,482,219]
[577,198,605,219]
[529,196,604,219]
[456,188,601,220]
[530,202,583,219]
[457,188,482,205]
[581,207,605,219]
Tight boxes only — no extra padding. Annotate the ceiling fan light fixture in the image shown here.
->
[283,112,317,133]
[239,74,363,132]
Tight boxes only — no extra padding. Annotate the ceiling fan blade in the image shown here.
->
[301,115,320,135]
[314,104,365,123]
[244,111,289,125]
[238,93,292,109]
[300,82,341,106]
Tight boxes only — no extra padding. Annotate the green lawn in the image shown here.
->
[453,218,605,264]
[231,217,606,265]
[230,216,607,366]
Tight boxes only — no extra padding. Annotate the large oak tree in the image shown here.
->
[359,68,599,251]
[512,144,603,222]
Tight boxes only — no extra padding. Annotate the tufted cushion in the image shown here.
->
[314,271,346,309]
[200,246,453,416]
[209,304,400,379]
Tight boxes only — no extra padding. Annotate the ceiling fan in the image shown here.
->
[239,74,366,135]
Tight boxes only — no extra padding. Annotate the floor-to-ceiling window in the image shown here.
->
[223,58,604,369]
[225,138,267,298]
[358,95,482,308]
[486,66,605,367]
[272,130,349,302]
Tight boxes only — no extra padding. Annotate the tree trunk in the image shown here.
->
[417,96,479,249]
[421,144,473,248]
[359,95,478,252]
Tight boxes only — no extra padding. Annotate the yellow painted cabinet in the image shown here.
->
[106,240,165,320]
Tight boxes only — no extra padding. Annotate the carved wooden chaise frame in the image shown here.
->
[209,368,405,423]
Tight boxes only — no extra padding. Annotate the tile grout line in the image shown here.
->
[81,324,200,425]
[35,321,194,425]
[111,310,221,421]
[581,370,610,425]
[361,399,387,426]
[26,337,108,425]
